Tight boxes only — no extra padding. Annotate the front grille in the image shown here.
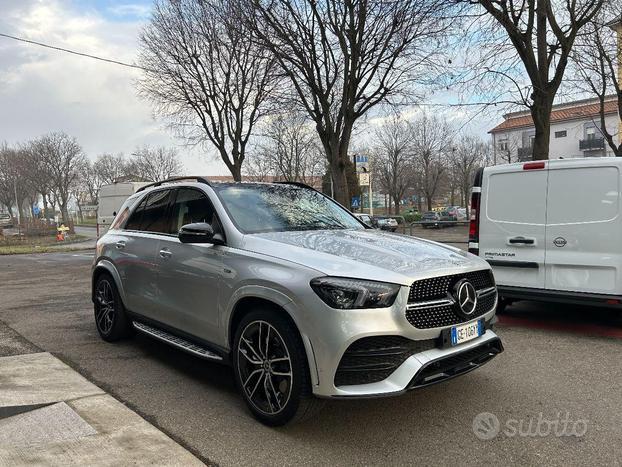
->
[406,270,496,329]
[334,336,436,387]
[408,269,494,302]
[408,338,504,389]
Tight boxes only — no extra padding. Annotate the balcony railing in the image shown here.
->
[579,137,605,151]
[517,147,532,161]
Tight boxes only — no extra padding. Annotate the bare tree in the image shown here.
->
[130,146,183,182]
[245,113,323,184]
[138,0,277,181]
[447,136,489,218]
[411,114,451,211]
[372,116,414,215]
[458,0,605,160]
[93,153,132,185]
[245,0,448,205]
[572,5,621,156]
[32,132,86,223]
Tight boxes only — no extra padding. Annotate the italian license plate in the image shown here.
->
[450,319,483,346]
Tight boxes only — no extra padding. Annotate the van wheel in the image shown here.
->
[94,273,133,342]
[496,298,512,314]
[232,308,323,426]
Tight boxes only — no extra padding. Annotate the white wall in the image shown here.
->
[493,114,620,162]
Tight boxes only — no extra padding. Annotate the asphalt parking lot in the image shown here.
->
[1,252,622,466]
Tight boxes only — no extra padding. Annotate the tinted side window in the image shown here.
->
[124,196,148,230]
[169,189,215,234]
[140,190,172,233]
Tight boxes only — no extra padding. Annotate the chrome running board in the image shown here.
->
[133,321,223,361]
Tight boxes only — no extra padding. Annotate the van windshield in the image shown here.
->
[213,184,364,234]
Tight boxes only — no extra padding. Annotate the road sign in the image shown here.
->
[353,154,369,173]
[358,172,370,186]
[351,196,361,208]
[32,205,40,216]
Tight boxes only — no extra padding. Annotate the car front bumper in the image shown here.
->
[304,287,501,398]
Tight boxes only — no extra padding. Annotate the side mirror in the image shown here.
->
[178,222,224,245]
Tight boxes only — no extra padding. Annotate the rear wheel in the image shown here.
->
[232,308,322,426]
[94,273,133,342]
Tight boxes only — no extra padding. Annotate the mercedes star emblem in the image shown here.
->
[455,279,478,316]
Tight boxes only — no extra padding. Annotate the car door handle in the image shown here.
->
[115,241,126,249]
[159,249,172,258]
[508,237,535,245]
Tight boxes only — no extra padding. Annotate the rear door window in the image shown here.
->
[124,196,148,231]
[486,171,547,224]
[547,167,619,224]
[139,190,172,234]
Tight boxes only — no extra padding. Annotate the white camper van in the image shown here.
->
[469,158,622,309]
[97,182,149,237]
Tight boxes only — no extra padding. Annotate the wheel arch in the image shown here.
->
[92,260,126,305]
[227,293,320,387]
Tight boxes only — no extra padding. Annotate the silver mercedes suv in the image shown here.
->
[92,177,503,425]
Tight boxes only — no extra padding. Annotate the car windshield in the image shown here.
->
[423,212,436,218]
[213,183,364,234]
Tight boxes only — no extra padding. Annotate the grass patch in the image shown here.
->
[0,234,89,255]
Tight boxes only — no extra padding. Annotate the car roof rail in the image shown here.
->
[135,176,213,193]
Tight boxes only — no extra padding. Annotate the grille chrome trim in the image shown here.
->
[406,298,454,310]
[477,286,496,298]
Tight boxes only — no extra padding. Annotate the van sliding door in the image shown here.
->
[544,162,621,294]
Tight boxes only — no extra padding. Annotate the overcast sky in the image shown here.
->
[0,0,499,176]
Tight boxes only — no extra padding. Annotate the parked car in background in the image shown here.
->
[470,158,622,311]
[456,208,467,221]
[439,211,457,224]
[373,216,398,232]
[421,211,441,228]
[0,213,13,228]
[446,207,459,220]
[92,177,502,426]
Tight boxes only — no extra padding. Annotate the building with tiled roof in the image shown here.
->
[489,95,620,162]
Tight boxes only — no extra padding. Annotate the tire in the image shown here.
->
[496,297,511,315]
[232,308,323,426]
[93,273,133,342]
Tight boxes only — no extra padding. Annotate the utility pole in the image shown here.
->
[13,179,20,225]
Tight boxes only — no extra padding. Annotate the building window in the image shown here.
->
[555,130,567,138]
[586,126,596,140]
[499,141,508,151]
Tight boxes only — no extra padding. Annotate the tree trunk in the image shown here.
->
[531,95,553,161]
[42,195,49,220]
[60,202,70,224]
[393,196,400,215]
[330,158,349,207]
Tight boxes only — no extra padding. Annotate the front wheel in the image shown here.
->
[93,273,133,342]
[232,309,322,426]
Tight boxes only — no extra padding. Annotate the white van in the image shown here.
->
[97,182,149,237]
[469,158,622,309]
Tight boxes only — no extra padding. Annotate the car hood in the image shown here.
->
[242,229,488,285]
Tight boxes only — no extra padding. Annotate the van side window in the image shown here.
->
[169,188,217,234]
[124,196,148,231]
[140,190,172,233]
[486,171,547,224]
[547,167,619,224]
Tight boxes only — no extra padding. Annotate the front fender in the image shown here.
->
[222,285,320,387]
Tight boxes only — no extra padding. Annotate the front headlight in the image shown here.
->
[310,277,401,309]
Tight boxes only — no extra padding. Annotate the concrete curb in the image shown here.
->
[0,352,204,466]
